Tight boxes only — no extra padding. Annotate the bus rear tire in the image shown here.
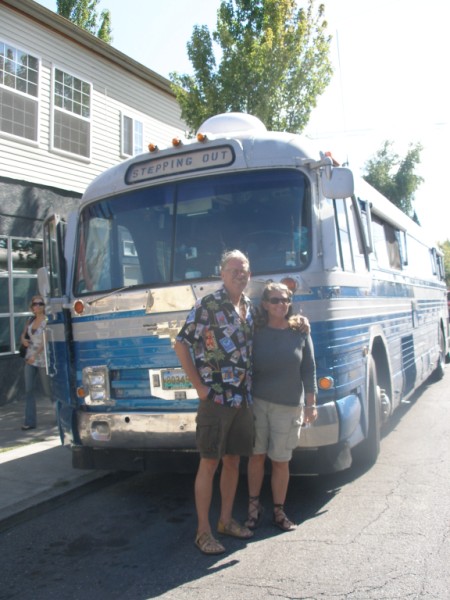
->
[431,327,445,381]
[352,357,381,467]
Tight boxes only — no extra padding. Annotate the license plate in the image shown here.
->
[161,368,194,391]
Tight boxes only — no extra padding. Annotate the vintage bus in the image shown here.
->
[38,112,449,473]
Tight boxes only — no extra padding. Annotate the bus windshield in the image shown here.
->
[74,169,310,294]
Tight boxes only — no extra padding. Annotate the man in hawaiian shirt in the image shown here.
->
[175,249,254,555]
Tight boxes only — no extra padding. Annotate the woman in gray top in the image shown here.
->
[245,282,317,531]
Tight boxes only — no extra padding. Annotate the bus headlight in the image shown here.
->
[82,366,113,405]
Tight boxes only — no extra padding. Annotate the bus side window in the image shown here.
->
[430,247,445,281]
[437,254,446,281]
[407,235,434,279]
[334,198,354,271]
[334,198,369,273]
[348,200,367,272]
[371,215,401,270]
[44,217,65,297]
[397,230,408,266]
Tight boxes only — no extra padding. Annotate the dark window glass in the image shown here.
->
[0,277,8,312]
[0,317,11,353]
[74,170,310,294]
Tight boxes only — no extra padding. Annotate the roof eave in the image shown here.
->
[2,0,174,96]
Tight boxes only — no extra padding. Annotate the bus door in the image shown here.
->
[40,214,74,443]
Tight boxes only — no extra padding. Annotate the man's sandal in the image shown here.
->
[195,531,226,555]
[273,504,296,532]
[217,518,254,539]
[244,495,265,530]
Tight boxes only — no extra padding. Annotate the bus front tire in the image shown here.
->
[352,357,381,468]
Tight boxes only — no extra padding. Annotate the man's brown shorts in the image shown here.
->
[196,398,254,459]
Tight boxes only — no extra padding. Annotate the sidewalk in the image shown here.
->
[0,396,108,530]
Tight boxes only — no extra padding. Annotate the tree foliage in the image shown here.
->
[57,0,112,43]
[363,140,424,221]
[170,0,332,134]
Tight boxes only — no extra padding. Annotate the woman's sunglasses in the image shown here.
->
[32,302,45,307]
[267,297,291,305]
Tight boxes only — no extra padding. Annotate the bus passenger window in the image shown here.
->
[372,216,401,270]
[334,198,354,271]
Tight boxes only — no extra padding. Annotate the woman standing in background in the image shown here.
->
[20,295,51,430]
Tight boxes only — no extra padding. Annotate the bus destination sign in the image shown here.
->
[125,145,235,184]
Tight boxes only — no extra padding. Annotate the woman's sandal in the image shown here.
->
[244,495,265,530]
[273,504,296,532]
[195,531,226,555]
[217,518,254,539]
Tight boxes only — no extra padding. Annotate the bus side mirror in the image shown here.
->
[321,167,354,199]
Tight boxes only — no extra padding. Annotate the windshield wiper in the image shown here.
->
[86,283,147,305]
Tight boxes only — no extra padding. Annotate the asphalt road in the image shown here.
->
[1,371,449,600]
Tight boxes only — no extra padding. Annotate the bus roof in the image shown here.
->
[82,113,322,203]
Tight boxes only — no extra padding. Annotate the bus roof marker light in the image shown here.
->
[148,143,158,152]
[324,151,341,166]
[172,137,183,147]
[197,132,208,143]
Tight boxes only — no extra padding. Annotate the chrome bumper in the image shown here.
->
[76,394,361,451]
[299,394,361,448]
[77,411,197,449]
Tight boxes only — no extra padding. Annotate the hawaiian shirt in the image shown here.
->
[176,285,253,407]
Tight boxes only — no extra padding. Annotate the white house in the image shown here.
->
[0,0,186,401]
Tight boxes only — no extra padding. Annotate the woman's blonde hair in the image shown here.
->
[255,282,303,330]
[29,295,45,309]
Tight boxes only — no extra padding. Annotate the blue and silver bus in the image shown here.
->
[39,112,449,473]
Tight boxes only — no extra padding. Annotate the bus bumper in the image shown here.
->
[299,393,361,448]
[76,410,197,449]
[75,394,361,451]
[290,393,362,474]
[72,395,362,474]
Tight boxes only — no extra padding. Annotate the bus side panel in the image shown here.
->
[296,285,445,468]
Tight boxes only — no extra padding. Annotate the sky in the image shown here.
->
[35,0,450,244]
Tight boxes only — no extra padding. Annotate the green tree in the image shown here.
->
[438,240,450,288]
[57,0,112,43]
[170,0,332,134]
[363,140,424,220]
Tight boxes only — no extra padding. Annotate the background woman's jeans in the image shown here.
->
[24,363,51,427]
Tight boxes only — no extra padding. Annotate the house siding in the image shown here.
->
[0,1,185,195]
[0,0,188,400]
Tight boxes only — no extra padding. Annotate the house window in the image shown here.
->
[53,68,91,157]
[0,41,39,141]
[0,236,42,355]
[122,114,143,156]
